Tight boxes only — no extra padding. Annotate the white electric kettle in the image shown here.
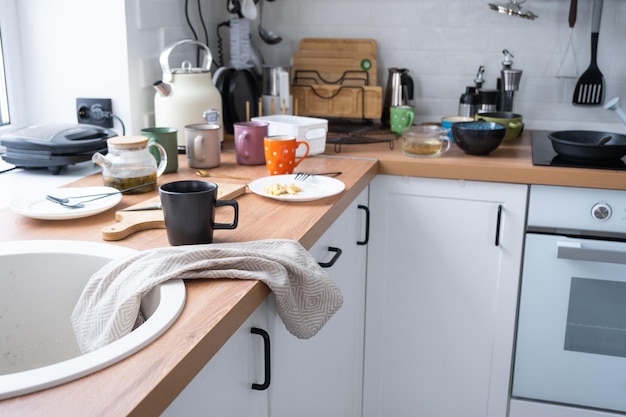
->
[153,39,223,149]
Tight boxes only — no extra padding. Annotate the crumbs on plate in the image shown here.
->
[264,183,302,196]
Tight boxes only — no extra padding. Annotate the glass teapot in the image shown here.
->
[92,136,167,194]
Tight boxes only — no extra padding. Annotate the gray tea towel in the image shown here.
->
[71,239,343,353]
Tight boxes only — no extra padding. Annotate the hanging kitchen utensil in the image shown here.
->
[573,0,604,105]
[241,0,258,20]
[488,0,538,20]
[226,0,243,17]
[556,0,579,78]
[229,17,251,69]
[258,0,282,45]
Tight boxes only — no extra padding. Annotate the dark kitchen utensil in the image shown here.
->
[258,0,282,45]
[215,67,260,134]
[226,0,243,17]
[569,0,577,27]
[548,130,626,162]
[572,0,604,105]
[229,69,260,133]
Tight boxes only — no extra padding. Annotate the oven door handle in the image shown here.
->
[556,241,626,265]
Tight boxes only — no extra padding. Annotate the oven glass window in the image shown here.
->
[565,277,626,358]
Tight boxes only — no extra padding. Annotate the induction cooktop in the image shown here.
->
[531,131,626,171]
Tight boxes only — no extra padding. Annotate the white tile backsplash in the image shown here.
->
[251,0,626,131]
[15,0,626,134]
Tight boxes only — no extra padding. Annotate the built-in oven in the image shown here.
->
[510,185,626,417]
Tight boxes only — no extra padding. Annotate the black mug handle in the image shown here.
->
[214,200,239,229]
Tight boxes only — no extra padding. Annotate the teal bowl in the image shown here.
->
[451,121,507,155]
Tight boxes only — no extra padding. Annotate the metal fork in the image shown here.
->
[46,194,118,209]
[46,182,156,209]
[294,171,342,182]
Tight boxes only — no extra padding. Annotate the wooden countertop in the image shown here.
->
[3,130,626,415]
[327,130,626,191]
[0,148,377,416]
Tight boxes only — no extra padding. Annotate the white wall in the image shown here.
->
[15,0,626,134]
[16,0,131,130]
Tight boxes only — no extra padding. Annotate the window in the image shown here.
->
[0,30,10,125]
[0,0,24,131]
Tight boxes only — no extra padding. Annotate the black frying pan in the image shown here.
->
[228,68,260,132]
[548,130,626,162]
[215,67,260,134]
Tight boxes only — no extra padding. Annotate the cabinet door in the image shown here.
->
[268,187,369,417]
[161,301,270,417]
[363,176,527,417]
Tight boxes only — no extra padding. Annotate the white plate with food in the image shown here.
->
[248,174,345,202]
[10,186,122,220]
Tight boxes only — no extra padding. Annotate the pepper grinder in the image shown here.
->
[458,66,485,117]
[498,49,522,112]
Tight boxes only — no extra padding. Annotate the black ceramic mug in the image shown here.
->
[159,180,238,246]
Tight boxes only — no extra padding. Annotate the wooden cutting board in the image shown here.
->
[299,38,377,54]
[291,84,383,119]
[101,183,247,241]
[292,50,377,86]
[294,38,378,87]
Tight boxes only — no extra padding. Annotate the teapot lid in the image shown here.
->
[171,60,210,75]
[160,39,213,82]
[108,136,148,147]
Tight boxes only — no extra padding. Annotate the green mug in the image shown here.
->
[141,127,179,174]
[390,105,415,135]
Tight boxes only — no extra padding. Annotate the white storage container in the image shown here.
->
[251,115,328,157]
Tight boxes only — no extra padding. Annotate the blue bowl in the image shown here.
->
[451,121,507,155]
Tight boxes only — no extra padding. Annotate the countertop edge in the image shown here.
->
[5,130,626,415]
[0,153,378,417]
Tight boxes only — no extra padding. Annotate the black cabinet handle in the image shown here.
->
[357,204,370,245]
[318,246,342,268]
[495,204,503,247]
[251,327,271,390]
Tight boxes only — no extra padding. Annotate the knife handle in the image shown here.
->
[568,0,577,28]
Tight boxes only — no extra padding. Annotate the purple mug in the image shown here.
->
[233,121,269,165]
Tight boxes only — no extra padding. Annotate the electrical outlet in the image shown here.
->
[76,98,113,128]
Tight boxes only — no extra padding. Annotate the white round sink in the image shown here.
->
[0,240,185,400]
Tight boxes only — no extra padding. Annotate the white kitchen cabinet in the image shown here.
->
[363,175,527,417]
[267,187,369,417]
[161,187,370,417]
[161,301,270,417]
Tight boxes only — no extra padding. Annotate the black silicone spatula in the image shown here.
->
[573,0,604,105]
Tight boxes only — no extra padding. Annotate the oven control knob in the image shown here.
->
[591,202,612,221]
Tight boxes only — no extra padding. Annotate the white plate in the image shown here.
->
[248,174,345,202]
[10,186,122,220]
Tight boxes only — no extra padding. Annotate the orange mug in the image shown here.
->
[264,135,310,175]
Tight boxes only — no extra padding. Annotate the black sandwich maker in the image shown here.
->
[0,123,117,174]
